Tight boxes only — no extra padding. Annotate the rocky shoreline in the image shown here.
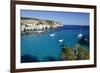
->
[61,44,89,60]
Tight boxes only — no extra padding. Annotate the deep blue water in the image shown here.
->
[21,25,89,63]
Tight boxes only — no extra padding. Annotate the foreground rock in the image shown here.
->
[61,44,89,60]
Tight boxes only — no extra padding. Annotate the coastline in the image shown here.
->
[21,17,63,34]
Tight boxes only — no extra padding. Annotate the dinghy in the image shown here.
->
[77,33,83,39]
[58,39,64,43]
[50,33,55,37]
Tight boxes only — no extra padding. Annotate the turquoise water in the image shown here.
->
[21,25,89,62]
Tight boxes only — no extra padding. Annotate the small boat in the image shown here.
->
[77,33,83,39]
[50,33,55,37]
[58,39,64,43]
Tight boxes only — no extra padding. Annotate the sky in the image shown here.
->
[21,10,89,25]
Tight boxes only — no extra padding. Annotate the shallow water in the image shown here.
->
[21,25,89,62]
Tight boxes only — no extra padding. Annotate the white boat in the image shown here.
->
[50,33,55,37]
[58,39,64,43]
[77,33,83,39]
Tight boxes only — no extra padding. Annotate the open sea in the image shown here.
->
[21,25,89,63]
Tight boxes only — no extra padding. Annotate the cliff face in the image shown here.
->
[21,17,63,33]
